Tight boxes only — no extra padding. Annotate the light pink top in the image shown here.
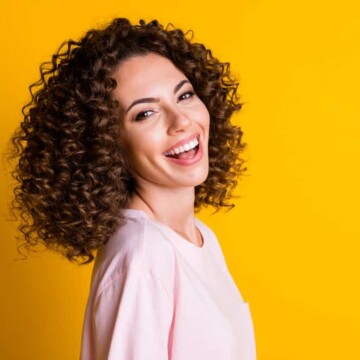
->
[80,209,256,360]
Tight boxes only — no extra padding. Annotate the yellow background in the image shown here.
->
[1,0,359,359]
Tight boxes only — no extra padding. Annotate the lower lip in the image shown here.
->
[164,141,203,166]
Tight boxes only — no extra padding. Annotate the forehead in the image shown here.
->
[112,53,188,104]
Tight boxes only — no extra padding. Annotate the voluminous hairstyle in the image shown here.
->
[9,18,247,264]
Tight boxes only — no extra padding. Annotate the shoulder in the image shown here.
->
[92,213,176,293]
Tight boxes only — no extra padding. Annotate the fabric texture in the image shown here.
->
[80,209,256,360]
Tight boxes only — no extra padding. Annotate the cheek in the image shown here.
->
[120,131,141,168]
[200,106,210,133]
[124,137,154,169]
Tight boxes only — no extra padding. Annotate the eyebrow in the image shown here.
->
[125,79,191,114]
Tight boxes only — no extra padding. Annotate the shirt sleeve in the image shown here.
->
[92,266,173,360]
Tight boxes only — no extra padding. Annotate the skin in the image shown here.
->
[112,53,210,246]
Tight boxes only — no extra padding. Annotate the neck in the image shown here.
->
[127,182,201,245]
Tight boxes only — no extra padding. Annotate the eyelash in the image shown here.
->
[178,91,195,101]
[135,110,156,121]
[134,91,195,121]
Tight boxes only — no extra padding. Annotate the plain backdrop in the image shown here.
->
[1,0,359,359]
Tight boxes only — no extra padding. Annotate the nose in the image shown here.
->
[166,106,192,135]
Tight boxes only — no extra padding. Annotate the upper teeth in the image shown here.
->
[164,138,199,156]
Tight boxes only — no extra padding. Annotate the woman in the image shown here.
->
[10,18,256,359]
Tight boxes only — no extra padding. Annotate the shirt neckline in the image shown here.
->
[122,208,207,251]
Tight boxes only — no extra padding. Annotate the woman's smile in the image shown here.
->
[163,133,203,165]
[163,133,199,156]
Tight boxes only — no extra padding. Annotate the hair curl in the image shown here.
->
[8,18,247,264]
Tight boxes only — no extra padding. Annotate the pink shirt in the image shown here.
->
[81,209,256,359]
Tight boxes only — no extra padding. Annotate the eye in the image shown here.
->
[135,109,156,121]
[178,91,195,101]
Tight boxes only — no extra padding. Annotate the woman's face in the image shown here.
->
[112,52,210,192]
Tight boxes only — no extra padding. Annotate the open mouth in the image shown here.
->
[165,145,199,159]
[164,136,200,160]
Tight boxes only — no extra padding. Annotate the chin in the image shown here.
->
[183,166,209,187]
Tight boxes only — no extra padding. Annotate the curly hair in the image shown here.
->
[8,18,247,264]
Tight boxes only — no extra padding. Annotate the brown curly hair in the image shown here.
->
[8,18,247,264]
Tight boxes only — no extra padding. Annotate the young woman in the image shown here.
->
[10,18,256,359]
